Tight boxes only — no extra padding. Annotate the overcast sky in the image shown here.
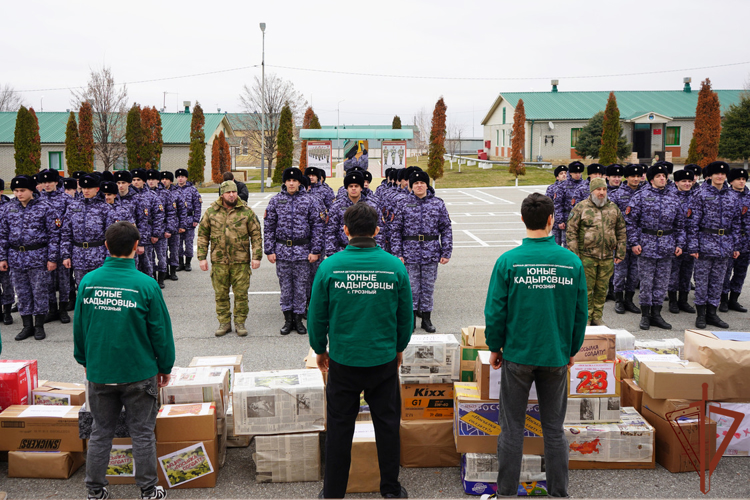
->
[4,0,749,137]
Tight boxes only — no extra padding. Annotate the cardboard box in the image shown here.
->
[638,361,714,400]
[641,405,715,472]
[635,338,684,358]
[32,381,86,406]
[0,405,86,452]
[226,395,251,448]
[8,450,85,478]
[459,345,487,382]
[348,422,380,493]
[303,348,327,383]
[615,350,655,380]
[621,379,644,413]
[632,353,681,384]
[0,360,39,411]
[565,407,654,465]
[564,397,620,423]
[232,369,325,436]
[161,367,229,417]
[106,438,136,484]
[254,432,321,482]
[707,402,750,456]
[400,419,460,467]
[474,351,537,401]
[640,393,695,420]
[401,334,460,380]
[400,374,454,384]
[156,439,218,489]
[461,453,547,496]
[461,325,487,347]
[574,333,616,362]
[156,403,216,443]
[401,383,453,420]
[568,362,619,398]
[685,329,750,400]
[217,416,227,468]
[453,383,544,455]
[189,355,242,391]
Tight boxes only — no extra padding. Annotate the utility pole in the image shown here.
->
[260,22,266,192]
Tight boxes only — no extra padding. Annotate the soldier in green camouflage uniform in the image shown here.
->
[197,180,263,337]
[566,178,627,325]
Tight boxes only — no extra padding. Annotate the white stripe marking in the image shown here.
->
[463,230,490,247]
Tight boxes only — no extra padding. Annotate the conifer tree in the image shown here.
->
[187,103,206,183]
[78,101,95,172]
[126,104,144,169]
[509,100,526,178]
[599,92,621,165]
[718,95,750,168]
[299,106,315,171]
[427,97,447,181]
[141,106,163,169]
[274,103,294,184]
[392,115,402,129]
[14,106,41,176]
[692,78,722,168]
[65,112,80,173]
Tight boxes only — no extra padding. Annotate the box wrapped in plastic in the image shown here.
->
[160,367,230,417]
[564,407,654,462]
[232,369,325,436]
[564,397,620,424]
[399,374,454,384]
[461,454,548,496]
[254,432,321,482]
[400,334,459,379]
[634,338,684,359]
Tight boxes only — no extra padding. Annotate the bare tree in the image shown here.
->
[445,123,464,169]
[239,73,307,179]
[0,84,25,112]
[413,107,430,160]
[71,67,128,171]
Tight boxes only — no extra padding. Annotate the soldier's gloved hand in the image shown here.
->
[267,254,276,264]
[675,247,683,257]
[63,259,72,269]
[308,254,319,263]
[440,258,450,265]
[251,259,260,270]
[199,260,209,271]
[0,261,7,272]
[47,261,57,272]
[631,245,642,255]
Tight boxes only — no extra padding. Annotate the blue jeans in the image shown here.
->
[496,360,569,498]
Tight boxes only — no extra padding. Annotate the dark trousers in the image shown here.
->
[324,357,402,498]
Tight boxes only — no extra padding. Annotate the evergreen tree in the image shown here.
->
[686,137,700,165]
[274,103,294,184]
[299,106,315,171]
[65,112,80,173]
[509,99,526,178]
[14,106,41,176]
[427,97,447,181]
[310,113,321,129]
[211,134,223,184]
[600,92,623,164]
[28,108,41,174]
[126,104,145,169]
[575,111,605,159]
[78,101,95,172]
[718,95,750,168]
[392,115,402,129]
[693,78,722,168]
[141,106,163,169]
[187,103,206,184]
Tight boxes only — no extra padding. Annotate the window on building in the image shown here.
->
[49,152,63,171]
[571,128,582,148]
[496,130,499,147]
[666,126,680,146]
[502,108,506,125]
[502,129,505,147]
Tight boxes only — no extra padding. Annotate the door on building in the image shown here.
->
[633,124,651,160]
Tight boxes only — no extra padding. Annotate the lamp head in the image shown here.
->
[259,22,266,32]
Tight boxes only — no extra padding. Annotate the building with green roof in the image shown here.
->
[480,79,744,163]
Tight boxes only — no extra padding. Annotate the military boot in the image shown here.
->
[235,322,248,337]
[639,305,651,330]
[413,311,417,333]
[184,258,192,272]
[177,257,185,272]
[34,315,46,340]
[215,323,231,337]
[606,282,615,302]
[59,303,70,324]
[623,291,641,314]
[294,313,307,335]
[280,311,293,335]
[15,315,34,341]
[169,266,179,281]
[157,272,166,289]
[695,305,707,329]
[678,291,695,313]
[727,292,747,313]
[668,291,679,314]
[67,290,76,311]
[3,303,13,325]
[705,305,729,328]
[614,292,625,314]
[415,310,422,318]
[421,312,437,333]
[44,301,59,323]
[650,305,672,330]
[11,303,18,312]
[719,293,729,313]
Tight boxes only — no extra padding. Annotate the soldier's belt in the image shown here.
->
[187,211,195,216]
[641,229,676,237]
[73,240,105,248]
[276,238,311,247]
[404,235,439,241]
[10,243,47,252]
[700,228,732,236]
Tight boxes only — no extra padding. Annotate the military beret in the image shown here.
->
[11,175,36,191]
[553,165,568,177]
[654,161,674,174]
[72,171,86,180]
[219,180,237,194]
[362,170,373,184]
[589,178,607,192]
[131,168,147,180]
[79,175,100,189]
[344,171,364,188]
[568,161,585,173]
[145,169,161,181]
[623,164,642,177]
[113,170,132,183]
[63,177,77,190]
[0,178,4,191]
[409,170,430,188]
[175,168,189,178]
[606,164,624,177]
[587,163,605,176]
[705,161,730,177]
[673,170,694,182]
[100,181,118,195]
[39,169,60,183]
[647,164,669,181]
[100,171,114,183]
[161,171,174,182]
[728,168,749,183]
[282,167,304,183]
[683,164,702,178]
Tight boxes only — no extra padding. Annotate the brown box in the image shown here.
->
[684,329,750,400]
[640,393,696,419]
[641,405,715,472]
[8,450,85,478]
[32,381,86,406]
[400,419,460,467]
[400,383,453,420]
[155,403,216,443]
[347,422,380,493]
[638,361,714,400]
[461,325,487,347]
[574,333,617,363]
[0,405,85,452]
[621,379,644,413]
[156,439,219,489]
[303,347,327,383]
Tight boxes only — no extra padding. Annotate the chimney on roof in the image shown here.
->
[551,79,559,93]
[183,101,191,114]
[683,77,692,93]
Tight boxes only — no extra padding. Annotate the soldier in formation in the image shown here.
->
[546,165,568,246]
[0,178,14,325]
[720,168,749,313]
[553,160,584,245]
[668,169,697,314]
[175,168,202,272]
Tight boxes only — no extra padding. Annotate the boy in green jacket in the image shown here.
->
[483,193,587,500]
[74,222,175,500]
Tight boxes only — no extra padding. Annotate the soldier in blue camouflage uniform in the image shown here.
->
[625,164,685,330]
[100,181,134,224]
[720,168,749,313]
[546,165,568,246]
[146,169,176,288]
[63,177,77,198]
[0,178,15,325]
[553,161,585,245]
[305,167,334,210]
[130,169,165,280]
[391,170,453,333]
[606,164,623,193]
[161,171,187,281]
[0,176,61,341]
[376,168,393,197]
[684,164,703,191]
[668,169,698,314]
[687,161,741,329]
[303,167,331,307]
[264,168,324,335]
[326,171,382,256]
[609,164,644,314]
[175,168,202,272]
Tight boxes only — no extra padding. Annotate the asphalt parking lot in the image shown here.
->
[1,185,748,498]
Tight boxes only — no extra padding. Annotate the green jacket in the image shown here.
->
[566,197,627,260]
[197,198,263,266]
[484,236,587,367]
[73,257,175,384]
[308,237,413,367]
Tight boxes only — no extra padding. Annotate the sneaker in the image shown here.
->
[141,485,167,499]
[383,485,409,498]
[479,495,497,500]
[87,487,110,500]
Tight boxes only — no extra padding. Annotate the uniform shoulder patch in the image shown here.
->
[263,209,267,219]
[144,208,149,216]
[625,206,631,215]
[571,199,576,206]
[686,208,692,218]
[743,206,748,215]
[54,218,62,228]
[172,202,176,208]
[158,204,164,211]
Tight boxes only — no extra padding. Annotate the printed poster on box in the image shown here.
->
[159,442,214,488]
[306,141,332,176]
[568,362,618,397]
[107,444,136,478]
[381,141,407,176]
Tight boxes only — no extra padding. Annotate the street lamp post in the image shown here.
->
[337,99,345,164]
[40,96,44,112]
[260,22,266,193]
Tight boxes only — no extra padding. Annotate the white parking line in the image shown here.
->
[462,230,490,247]
[229,291,281,296]
[459,191,495,204]
[474,190,514,204]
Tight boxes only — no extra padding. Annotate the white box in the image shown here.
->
[160,367,229,417]
[464,453,546,483]
[610,329,635,351]
[634,338,684,359]
[564,407,654,462]
[564,397,621,424]
[401,334,459,380]
[254,433,321,482]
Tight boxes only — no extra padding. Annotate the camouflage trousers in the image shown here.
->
[179,227,196,259]
[404,261,439,312]
[613,249,638,292]
[151,238,168,273]
[276,259,309,314]
[306,257,323,302]
[637,256,673,306]
[167,234,180,266]
[723,252,749,294]
[669,253,695,292]
[0,270,14,305]
[48,265,71,304]
[75,269,93,287]
[694,256,729,306]
[580,256,614,323]
[211,263,250,324]
[137,245,154,278]
[552,226,566,247]
[11,268,50,316]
